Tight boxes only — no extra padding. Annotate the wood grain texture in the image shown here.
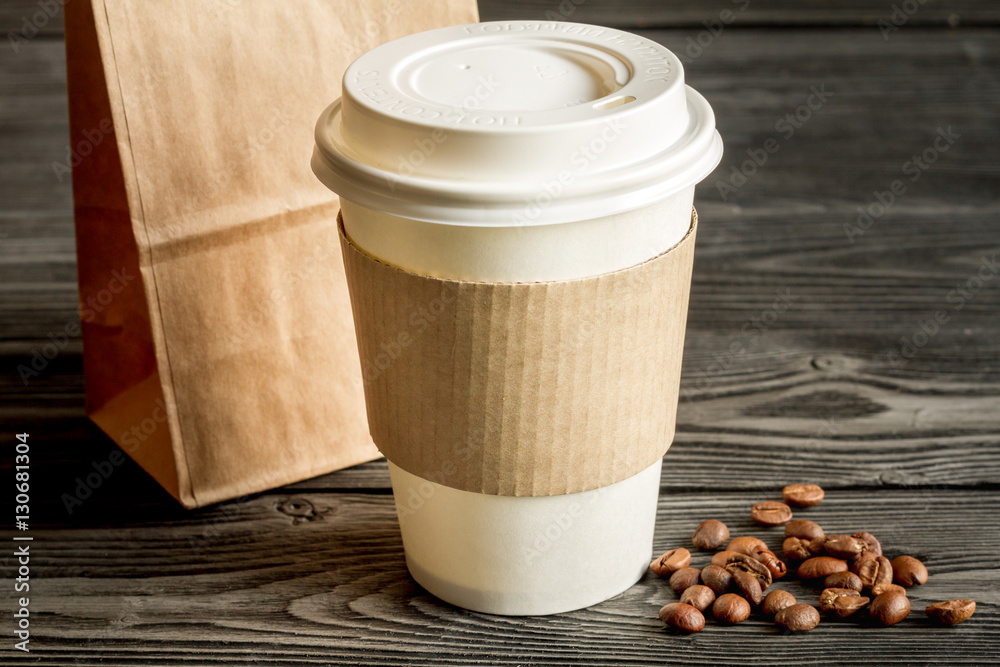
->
[478,0,1000,27]
[3,0,999,37]
[2,490,997,665]
[1,10,999,667]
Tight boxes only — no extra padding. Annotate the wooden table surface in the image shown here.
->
[2,1,998,665]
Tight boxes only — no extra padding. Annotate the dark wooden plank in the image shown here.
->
[3,489,996,665]
[478,0,1000,27]
[4,0,1000,39]
[0,0,64,41]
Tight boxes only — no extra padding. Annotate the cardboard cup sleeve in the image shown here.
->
[339,209,699,497]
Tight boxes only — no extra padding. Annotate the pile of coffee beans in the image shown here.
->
[653,483,976,633]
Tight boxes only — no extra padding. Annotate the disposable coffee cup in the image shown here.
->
[313,21,722,615]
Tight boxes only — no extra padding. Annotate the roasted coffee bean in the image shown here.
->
[722,552,773,589]
[751,501,793,526]
[754,549,788,580]
[785,519,825,541]
[849,552,873,575]
[819,587,870,618]
[727,536,769,556]
[700,564,733,596]
[775,603,820,632]
[669,567,702,595]
[926,599,976,625]
[871,582,907,597]
[782,483,825,507]
[852,531,882,556]
[823,534,867,560]
[891,555,928,587]
[807,535,827,555]
[711,550,745,568]
[824,571,863,592]
[713,593,751,624]
[783,537,813,561]
[869,590,910,626]
[798,556,848,579]
[650,548,692,576]
[857,555,893,590]
[762,589,796,617]
[691,519,729,551]
[679,585,716,612]
[659,602,705,633]
[730,568,763,605]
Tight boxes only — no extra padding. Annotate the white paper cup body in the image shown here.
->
[313,21,723,615]
[341,192,691,614]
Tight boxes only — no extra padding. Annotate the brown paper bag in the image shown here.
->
[65,0,479,508]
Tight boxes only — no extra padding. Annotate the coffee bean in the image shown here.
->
[891,556,928,587]
[849,552,872,575]
[754,549,788,580]
[650,548,692,576]
[798,556,848,579]
[785,519,825,541]
[679,585,716,612]
[730,569,763,605]
[713,593,751,624]
[710,550,745,568]
[783,537,813,561]
[869,590,910,626]
[852,531,882,556]
[775,603,820,632]
[807,535,827,555]
[823,534,867,560]
[857,555,893,590]
[782,483,824,507]
[700,564,733,596]
[722,552,773,589]
[669,567,702,595]
[691,520,729,551]
[824,571,862,592]
[871,582,906,597]
[751,501,793,526]
[658,602,705,633]
[727,536,769,556]
[926,599,976,626]
[762,589,796,617]
[819,587,870,618]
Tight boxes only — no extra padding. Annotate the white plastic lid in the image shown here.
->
[312,21,723,226]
